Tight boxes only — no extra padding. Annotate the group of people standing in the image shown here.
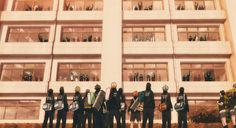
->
[42,82,190,128]
[218,84,236,128]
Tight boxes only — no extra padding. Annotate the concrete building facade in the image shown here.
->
[0,0,236,123]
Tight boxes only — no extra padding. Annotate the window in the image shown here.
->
[175,0,216,10]
[123,26,165,42]
[123,63,168,81]
[61,26,102,42]
[123,0,163,10]
[64,0,103,11]
[0,63,45,81]
[57,63,101,81]
[177,26,220,41]
[0,100,40,120]
[13,0,53,11]
[188,100,219,123]
[7,27,50,42]
[181,63,227,81]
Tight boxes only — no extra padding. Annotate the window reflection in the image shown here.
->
[7,27,50,43]
[123,63,168,81]
[181,63,227,81]
[57,63,101,81]
[0,100,40,120]
[0,63,45,81]
[13,0,53,11]
[64,0,103,11]
[61,26,102,42]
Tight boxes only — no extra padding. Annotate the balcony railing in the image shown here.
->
[175,0,216,10]
[64,0,103,11]
[12,0,53,11]
[123,0,163,11]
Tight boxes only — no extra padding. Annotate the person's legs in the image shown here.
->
[167,111,171,128]
[73,111,79,128]
[49,111,54,128]
[56,111,62,128]
[182,112,187,128]
[130,121,134,128]
[78,110,83,128]
[178,112,182,128]
[42,112,49,128]
[88,109,92,128]
[114,110,121,128]
[142,111,148,128]
[61,110,67,128]
[82,110,88,128]
[109,110,115,128]
[148,109,154,128]
[121,111,126,128]
[162,112,166,128]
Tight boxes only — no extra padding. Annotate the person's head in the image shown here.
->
[59,86,64,94]
[118,88,123,94]
[48,88,53,96]
[85,89,90,94]
[162,85,169,93]
[233,83,236,90]
[220,90,225,97]
[133,91,138,98]
[111,82,117,89]
[179,87,184,94]
[75,86,80,93]
[95,84,101,91]
[146,82,151,91]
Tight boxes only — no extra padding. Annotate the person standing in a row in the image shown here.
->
[161,85,172,128]
[83,89,93,128]
[142,82,155,128]
[218,90,228,128]
[228,84,236,128]
[56,86,68,128]
[93,84,103,128]
[176,87,189,128]
[108,82,121,128]
[118,88,127,128]
[42,89,55,128]
[72,86,83,128]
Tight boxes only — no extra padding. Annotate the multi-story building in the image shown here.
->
[0,0,236,124]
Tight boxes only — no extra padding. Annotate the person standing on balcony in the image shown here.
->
[176,87,189,128]
[218,90,228,128]
[107,82,121,128]
[72,86,83,128]
[142,82,155,128]
[161,85,172,128]
[42,89,55,128]
[56,86,68,128]
[118,88,127,128]
[228,84,236,128]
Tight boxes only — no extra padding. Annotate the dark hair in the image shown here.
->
[220,90,225,96]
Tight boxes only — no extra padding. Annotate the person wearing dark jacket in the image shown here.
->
[161,85,172,128]
[142,82,155,128]
[118,88,127,128]
[42,89,55,128]
[93,84,103,128]
[176,87,189,128]
[72,86,83,128]
[228,84,236,128]
[82,89,93,128]
[218,90,228,128]
[107,82,121,128]
[56,86,68,128]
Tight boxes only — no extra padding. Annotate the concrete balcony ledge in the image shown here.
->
[0,11,56,22]
[171,10,226,21]
[123,81,176,93]
[0,82,48,93]
[49,81,101,93]
[0,43,53,55]
[174,41,231,55]
[53,42,101,55]
[123,10,170,21]
[123,41,173,54]
[178,81,233,93]
[57,11,103,21]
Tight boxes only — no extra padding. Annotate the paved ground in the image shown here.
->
[0,123,229,128]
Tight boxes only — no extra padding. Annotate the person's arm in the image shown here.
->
[151,92,155,109]
[64,94,68,111]
[168,94,173,109]
[128,99,134,112]
[185,95,189,112]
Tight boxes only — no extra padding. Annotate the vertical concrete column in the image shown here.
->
[5,0,13,11]
[101,0,122,89]
[224,0,236,81]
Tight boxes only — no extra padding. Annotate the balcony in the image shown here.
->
[123,41,173,55]
[123,10,170,21]
[178,81,233,93]
[0,81,48,93]
[171,10,226,21]
[53,42,101,55]
[123,81,176,93]
[49,81,100,93]
[0,43,52,55]
[0,11,56,22]
[57,11,102,21]
[174,41,231,55]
